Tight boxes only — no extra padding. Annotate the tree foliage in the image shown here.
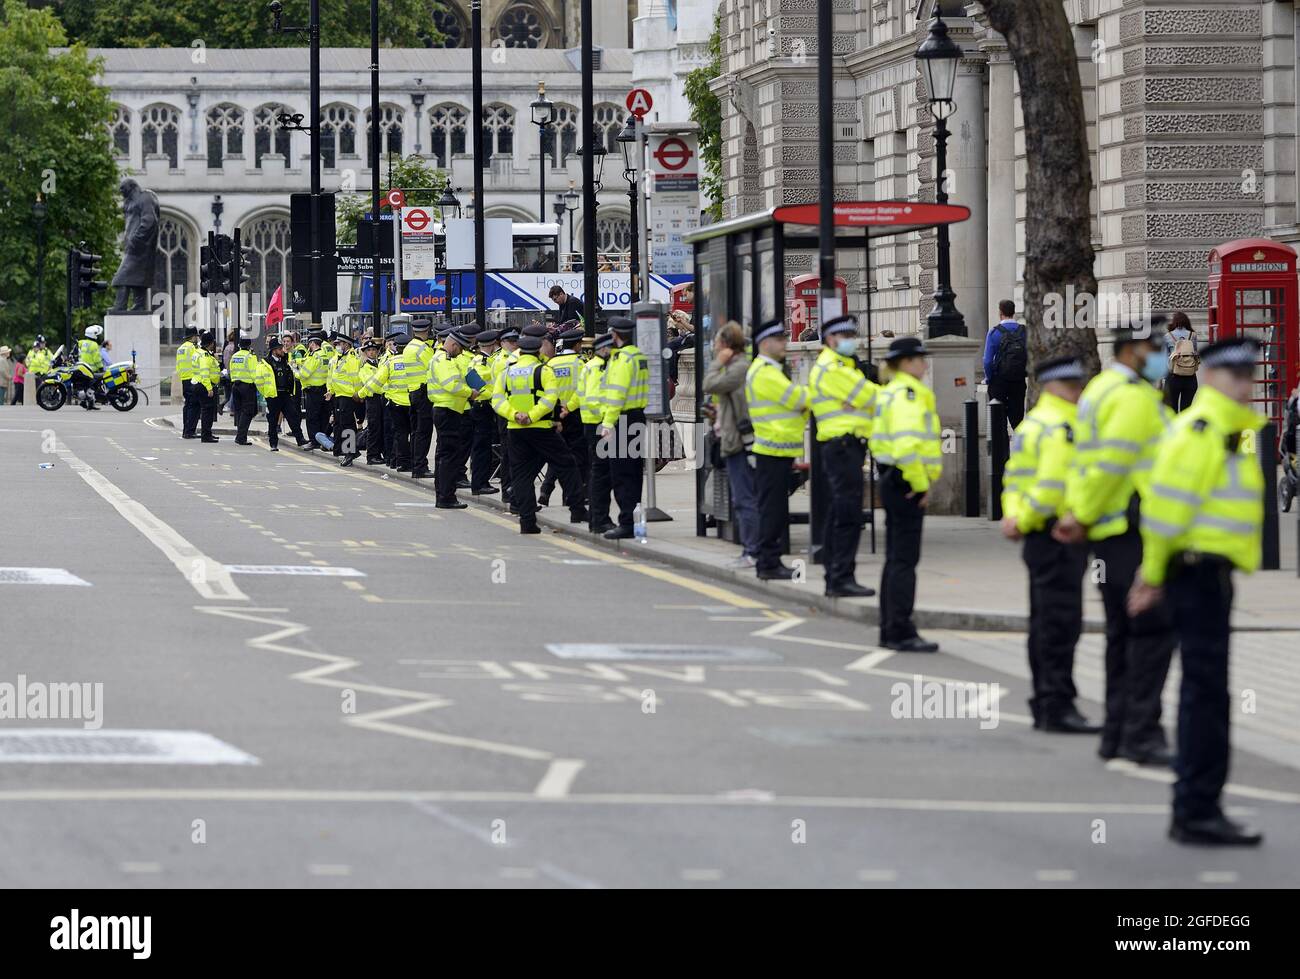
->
[683,13,723,222]
[0,0,121,348]
[36,0,446,49]
[335,155,448,245]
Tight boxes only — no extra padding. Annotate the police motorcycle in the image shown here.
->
[36,335,141,413]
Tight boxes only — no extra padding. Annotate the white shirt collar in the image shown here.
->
[1111,361,1138,381]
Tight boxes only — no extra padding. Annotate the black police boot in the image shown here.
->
[883,636,940,653]
[757,564,796,581]
[1169,814,1263,847]
[1121,741,1175,767]
[825,582,875,599]
[569,508,589,524]
[520,522,541,535]
[591,520,615,535]
[603,525,635,540]
[472,485,499,495]
[1041,708,1102,735]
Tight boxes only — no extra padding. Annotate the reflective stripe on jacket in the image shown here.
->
[1002,390,1078,534]
[599,344,650,426]
[869,370,942,492]
[808,346,877,441]
[176,341,196,381]
[745,355,808,458]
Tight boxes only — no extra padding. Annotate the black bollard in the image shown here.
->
[964,398,980,517]
[989,399,1008,521]
[1260,422,1280,571]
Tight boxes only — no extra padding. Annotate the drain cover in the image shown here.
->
[546,644,780,663]
[0,730,258,765]
[0,568,91,586]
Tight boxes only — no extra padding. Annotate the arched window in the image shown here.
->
[140,103,181,168]
[429,102,469,168]
[429,3,467,48]
[240,213,292,309]
[594,102,623,153]
[542,103,579,168]
[598,213,631,253]
[495,3,553,48]
[319,103,357,169]
[151,215,194,342]
[206,103,245,168]
[481,103,515,160]
[366,104,404,160]
[109,105,131,159]
[254,104,293,168]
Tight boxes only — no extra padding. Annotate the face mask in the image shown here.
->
[1141,349,1169,384]
[835,338,858,357]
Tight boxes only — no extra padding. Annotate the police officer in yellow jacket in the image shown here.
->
[363,332,413,471]
[1000,356,1098,732]
[809,314,879,598]
[326,332,363,465]
[406,316,438,480]
[494,327,522,505]
[539,323,588,510]
[746,319,809,580]
[229,333,261,446]
[599,317,650,539]
[468,329,502,494]
[429,327,474,509]
[1129,337,1266,847]
[177,326,201,439]
[1057,320,1175,765]
[581,333,616,533]
[298,332,330,449]
[193,332,222,443]
[869,337,942,652]
[357,336,386,465]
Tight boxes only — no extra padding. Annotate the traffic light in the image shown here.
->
[236,244,254,289]
[199,242,215,296]
[70,248,107,310]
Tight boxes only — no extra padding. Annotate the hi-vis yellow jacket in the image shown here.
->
[176,340,197,381]
[1064,365,1169,541]
[1139,385,1265,586]
[1002,391,1078,534]
[745,355,808,458]
[327,350,363,398]
[869,370,942,492]
[493,353,561,430]
[808,346,877,440]
[403,335,436,393]
[253,358,277,400]
[298,347,329,388]
[578,356,608,424]
[599,343,650,426]
[429,349,472,412]
[193,349,221,394]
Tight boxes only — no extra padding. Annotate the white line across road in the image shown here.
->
[54,437,248,602]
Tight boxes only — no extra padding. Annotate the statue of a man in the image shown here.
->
[109,177,161,314]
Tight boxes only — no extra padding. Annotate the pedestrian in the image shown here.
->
[468,329,501,494]
[298,332,329,450]
[870,336,942,652]
[1000,355,1098,733]
[581,332,616,534]
[429,327,474,508]
[746,319,809,580]
[326,332,362,466]
[808,314,879,598]
[11,352,26,404]
[702,321,760,569]
[194,332,221,443]
[1163,311,1200,413]
[1056,318,1175,766]
[265,336,307,451]
[176,326,201,438]
[0,345,15,407]
[1129,337,1266,847]
[538,322,588,510]
[598,316,650,539]
[228,333,260,446]
[984,299,1028,430]
[548,284,587,329]
[405,316,437,480]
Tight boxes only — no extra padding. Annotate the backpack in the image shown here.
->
[1169,336,1199,376]
[990,324,1027,383]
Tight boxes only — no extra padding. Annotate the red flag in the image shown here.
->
[266,284,284,327]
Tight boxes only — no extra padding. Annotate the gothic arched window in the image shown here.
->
[598,213,631,254]
[429,102,469,167]
[481,103,516,160]
[241,213,292,309]
[151,215,194,341]
[140,103,181,168]
[206,103,245,168]
[594,102,623,153]
[254,103,293,168]
[365,104,405,160]
[542,103,579,168]
[319,103,357,170]
[110,105,131,159]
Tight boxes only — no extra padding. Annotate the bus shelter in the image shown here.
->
[684,201,970,561]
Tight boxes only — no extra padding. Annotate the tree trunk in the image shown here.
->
[979,0,1100,390]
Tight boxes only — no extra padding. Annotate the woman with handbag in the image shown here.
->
[703,322,760,568]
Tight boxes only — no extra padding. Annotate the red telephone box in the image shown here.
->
[670,281,695,316]
[1207,238,1299,428]
[786,274,848,338]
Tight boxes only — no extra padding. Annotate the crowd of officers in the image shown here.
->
[738,312,1267,848]
[172,312,651,537]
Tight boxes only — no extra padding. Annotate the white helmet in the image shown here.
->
[85,325,104,340]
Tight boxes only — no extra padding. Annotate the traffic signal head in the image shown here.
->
[73,250,107,309]
[238,246,255,287]
[200,244,214,296]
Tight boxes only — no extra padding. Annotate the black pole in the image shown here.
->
[580,0,597,334]
[370,0,381,332]
[627,170,640,304]
[817,0,836,325]
[233,226,242,339]
[927,115,966,338]
[309,0,322,331]
[64,247,74,352]
[36,218,46,340]
[964,398,981,517]
[472,1,485,327]
[539,120,547,224]
[989,400,1008,521]
[1261,421,1281,571]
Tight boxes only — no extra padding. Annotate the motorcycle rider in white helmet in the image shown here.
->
[75,325,110,409]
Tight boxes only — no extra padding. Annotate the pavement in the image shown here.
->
[0,400,1297,888]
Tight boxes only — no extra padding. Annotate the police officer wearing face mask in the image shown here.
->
[1057,317,1176,767]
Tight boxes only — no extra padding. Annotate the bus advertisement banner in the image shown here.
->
[382,272,692,314]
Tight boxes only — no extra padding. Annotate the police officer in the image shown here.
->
[177,326,201,439]
[406,316,438,479]
[493,326,585,533]
[430,327,474,509]
[266,335,308,451]
[1000,356,1098,732]
[495,327,522,506]
[1129,337,1265,847]
[365,332,413,472]
[299,331,329,449]
[598,317,649,539]
[1057,319,1175,765]
[581,333,616,533]
[358,336,387,465]
[746,319,809,579]
[870,337,942,652]
[194,332,221,443]
[468,329,501,494]
[539,322,588,510]
[327,332,363,465]
[808,314,878,598]
[229,333,260,446]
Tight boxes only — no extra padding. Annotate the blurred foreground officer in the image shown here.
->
[430,327,474,509]
[582,333,616,533]
[406,316,437,480]
[1000,356,1098,732]
[358,336,386,465]
[746,319,808,580]
[870,337,942,652]
[194,332,221,443]
[469,329,501,494]
[1129,338,1265,847]
[177,325,200,439]
[809,314,878,598]
[327,332,362,466]
[229,333,260,446]
[1057,321,1175,765]
[299,332,329,449]
[599,317,649,539]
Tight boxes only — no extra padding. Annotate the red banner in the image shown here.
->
[773,201,971,228]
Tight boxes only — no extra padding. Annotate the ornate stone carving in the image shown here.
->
[1145,212,1263,239]
[1125,77,1262,107]
[1146,249,1214,271]
[1128,112,1263,139]
[1142,180,1264,204]
[1144,144,1263,171]
[1134,8,1261,38]
[1143,44,1261,68]
[1148,280,1209,311]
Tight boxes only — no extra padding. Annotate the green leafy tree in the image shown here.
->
[0,0,121,349]
[683,13,723,221]
[335,155,448,245]
[41,0,447,49]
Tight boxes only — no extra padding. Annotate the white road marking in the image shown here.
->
[1107,759,1300,804]
[1198,871,1239,884]
[857,868,898,882]
[845,651,896,672]
[0,568,91,586]
[681,868,724,881]
[224,565,366,577]
[0,729,257,765]
[534,759,586,798]
[54,438,248,602]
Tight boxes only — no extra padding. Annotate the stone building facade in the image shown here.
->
[713,0,1295,355]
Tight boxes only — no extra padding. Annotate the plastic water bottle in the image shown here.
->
[633,503,647,543]
[39,462,54,470]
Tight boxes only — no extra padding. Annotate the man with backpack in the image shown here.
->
[1163,311,1200,413]
[984,300,1028,429]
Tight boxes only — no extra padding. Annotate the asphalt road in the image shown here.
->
[1,406,1296,888]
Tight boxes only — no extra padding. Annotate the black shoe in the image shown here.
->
[411,470,434,479]
[340,456,354,468]
[396,464,412,473]
[1040,709,1102,735]
[234,438,250,446]
[201,436,220,443]
[456,479,471,489]
[365,457,385,465]
[181,434,197,440]
[520,524,541,535]
[569,509,589,524]
[508,505,520,515]
[436,501,468,510]
[604,526,635,540]
[269,446,279,453]
[592,520,615,535]
[1121,742,1174,767]
[825,582,875,599]
[295,439,310,447]
[883,636,940,653]
[471,486,499,495]
[756,565,796,581]
[303,443,317,451]
[537,495,551,508]
[1170,814,1263,847]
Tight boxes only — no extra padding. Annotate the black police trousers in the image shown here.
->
[1023,529,1088,721]
[509,426,583,530]
[409,387,434,474]
[586,423,612,529]
[332,395,358,457]
[820,435,867,591]
[181,379,199,437]
[754,453,792,575]
[432,406,465,504]
[364,395,386,463]
[303,387,327,446]
[541,415,589,506]
[232,381,258,442]
[469,403,496,491]
[199,387,217,438]
[388,401,412,469]
[1169,554,1234,823]
[266,391,305,449]
[382,401,396,463]
[878,466,925,644]
[497,415,513,503]
[1092,522,1176,755]
[608,409,644,529]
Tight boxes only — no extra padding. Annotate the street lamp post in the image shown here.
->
[575,134,608,278]
[552,195,567,267]
[439,185,462,313]
[563,182,580,258]
[916,14,966,339]
[580,0,598,333]
[32,196,47,341]
[616,115,641,304]
[530,81,556,225]
[471,0,485,328]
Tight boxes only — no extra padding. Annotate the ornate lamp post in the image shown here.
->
[32,196,47,340]
[563,182,580,257]
[529,81,556,224]
[616,115,641,303]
